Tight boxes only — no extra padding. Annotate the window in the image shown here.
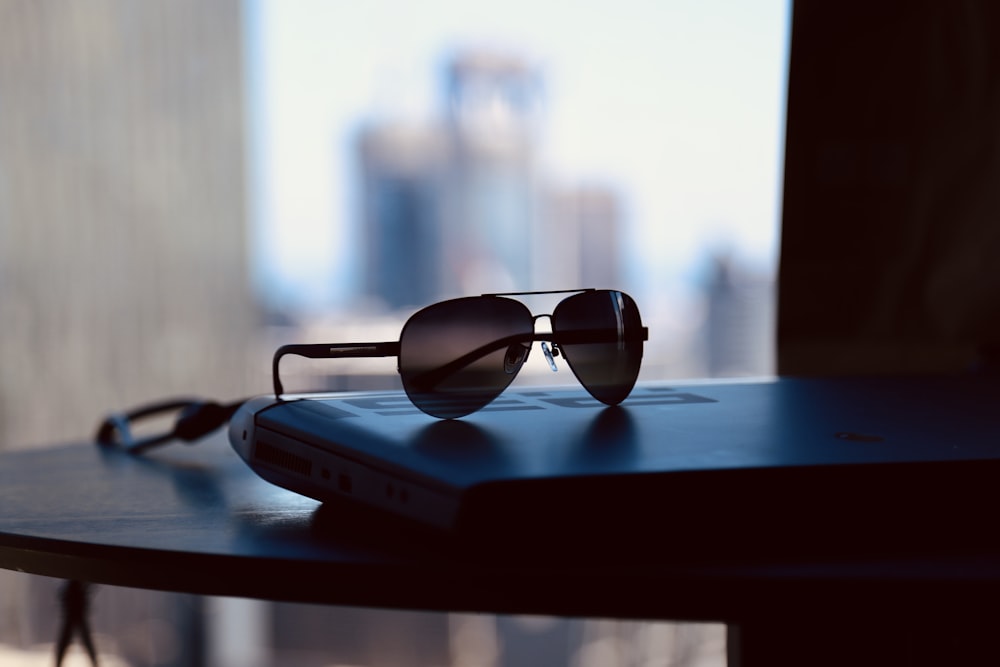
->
[252,0,788,392]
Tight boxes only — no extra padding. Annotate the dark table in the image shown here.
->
[3,432,1000,665]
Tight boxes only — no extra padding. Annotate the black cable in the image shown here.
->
[95,398,247,454]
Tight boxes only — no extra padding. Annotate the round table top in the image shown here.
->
[3,432,1000,623]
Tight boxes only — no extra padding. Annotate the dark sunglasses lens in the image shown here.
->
[552,290,644,405]
[399,297,533,418]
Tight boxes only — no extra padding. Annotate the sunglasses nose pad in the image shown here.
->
[503,344,529,374]
[541,342,559,372]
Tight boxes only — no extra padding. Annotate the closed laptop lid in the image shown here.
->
[236,375,1000,559]
[253,376,1000,482]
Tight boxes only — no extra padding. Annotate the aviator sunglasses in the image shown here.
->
[95,289,647,451]
[273,289,648,418]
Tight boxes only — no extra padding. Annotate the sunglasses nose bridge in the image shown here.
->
[531,312,558,349]
[531,312,553,330]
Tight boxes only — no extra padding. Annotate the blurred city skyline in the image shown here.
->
[245,0,790,315]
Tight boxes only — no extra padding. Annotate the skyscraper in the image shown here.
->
[357,48,546,309]
[358,123,450,310]
[539,184,623,290]
[442,49,543,295]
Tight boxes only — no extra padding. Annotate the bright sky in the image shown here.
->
[244,0,790,313]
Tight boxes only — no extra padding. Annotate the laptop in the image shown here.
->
[228,375,1000,560]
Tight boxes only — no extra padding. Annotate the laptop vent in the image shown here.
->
[254,441,313,477]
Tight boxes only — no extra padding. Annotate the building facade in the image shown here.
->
[0,1,257,448]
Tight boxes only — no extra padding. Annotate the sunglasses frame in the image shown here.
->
[271,289,648,414]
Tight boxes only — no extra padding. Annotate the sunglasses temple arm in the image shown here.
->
[409,326,648,391]
[272,342,401,397]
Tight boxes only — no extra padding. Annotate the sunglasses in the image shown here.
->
[273,289,648,418]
